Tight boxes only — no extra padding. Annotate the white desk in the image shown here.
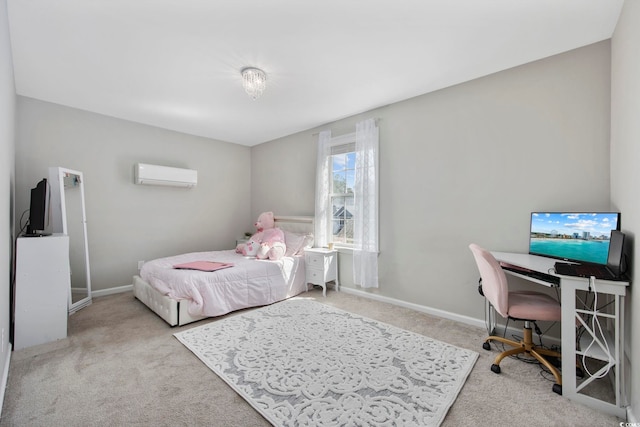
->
[492,251,629,418]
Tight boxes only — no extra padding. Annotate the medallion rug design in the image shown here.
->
[174,299,478,426]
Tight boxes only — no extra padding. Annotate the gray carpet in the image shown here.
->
[175,299,478,426]
[1,289,623,426]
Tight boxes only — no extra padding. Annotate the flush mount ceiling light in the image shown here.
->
[241,67,267,100]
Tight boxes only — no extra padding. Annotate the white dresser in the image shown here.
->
[14,234,70,350]
[304,248,338,297]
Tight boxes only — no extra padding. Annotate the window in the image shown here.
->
[316,119,379,288]
[329,142,355,246]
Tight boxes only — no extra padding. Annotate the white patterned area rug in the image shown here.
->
[174,299,478,427]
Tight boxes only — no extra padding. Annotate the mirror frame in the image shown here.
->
[48,167,92,314]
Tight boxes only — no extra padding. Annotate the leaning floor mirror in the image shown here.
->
[48,167,92,314]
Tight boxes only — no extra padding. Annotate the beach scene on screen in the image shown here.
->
[529,212,619,264]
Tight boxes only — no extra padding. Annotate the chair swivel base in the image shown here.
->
[489,363,563,394]
[483,325,562,395]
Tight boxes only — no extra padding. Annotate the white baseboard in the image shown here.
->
[0,342,12,417]
[91,284,133,298]
[338,287,486,330]
[338,286,563,348]
[93,284,565,350]
[628,406,638,423]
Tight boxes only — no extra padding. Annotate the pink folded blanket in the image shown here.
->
[173,261,234,272]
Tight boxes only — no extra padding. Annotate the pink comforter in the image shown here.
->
[140,250,306,317]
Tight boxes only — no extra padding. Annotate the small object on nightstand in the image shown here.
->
[304,247,339,297]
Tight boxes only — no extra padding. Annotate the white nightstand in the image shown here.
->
[304,247,339,297]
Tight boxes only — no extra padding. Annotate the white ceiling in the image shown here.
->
[7,0,624,146]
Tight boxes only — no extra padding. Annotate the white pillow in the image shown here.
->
[284,231,314,256]
[297,233,314,255]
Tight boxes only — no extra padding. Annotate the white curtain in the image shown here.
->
[314,130,332,248]
[353,118,379,288]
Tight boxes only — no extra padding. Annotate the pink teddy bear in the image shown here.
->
[236,211,286,260]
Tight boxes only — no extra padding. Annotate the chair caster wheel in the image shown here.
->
[482,342,491,351]
[552,384,562,395]
[491,364,501,374]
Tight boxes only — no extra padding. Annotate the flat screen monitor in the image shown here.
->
[25,178,48,236]
[529,212,620,265]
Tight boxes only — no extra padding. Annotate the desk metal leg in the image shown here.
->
[561,283,576,398]
[560,278,627,419]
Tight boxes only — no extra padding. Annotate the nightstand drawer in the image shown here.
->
[306,269,323,283]
[305,252,325,269]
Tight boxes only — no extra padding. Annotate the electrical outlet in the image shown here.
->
[138,261,145,270]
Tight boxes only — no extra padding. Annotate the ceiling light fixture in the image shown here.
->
[241,67,267,100]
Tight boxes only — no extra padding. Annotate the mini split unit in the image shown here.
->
[134,163,198,188]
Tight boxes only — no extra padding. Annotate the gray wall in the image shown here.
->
[252,41,612,322]
[5,7,636,418]
[611,0,639,420]
[0,0,15,384]
[15,98,251,291]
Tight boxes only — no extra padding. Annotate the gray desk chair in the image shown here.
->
[469,243,563,394]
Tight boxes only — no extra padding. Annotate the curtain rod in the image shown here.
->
[311,118,380,137]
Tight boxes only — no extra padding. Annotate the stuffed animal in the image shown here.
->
[236,211,286,260]
[257,227,286,260]
[242,239,260,257]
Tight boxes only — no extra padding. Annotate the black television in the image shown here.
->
[529,212,621,265]
[25,178,49,237]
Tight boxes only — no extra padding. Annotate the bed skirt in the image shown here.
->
[133,275,206,326]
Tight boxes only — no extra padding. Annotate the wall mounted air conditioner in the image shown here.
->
[134,163,197,188]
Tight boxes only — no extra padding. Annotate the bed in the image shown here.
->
[133,216,314,326]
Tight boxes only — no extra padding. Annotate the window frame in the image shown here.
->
[326,132,356,249]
